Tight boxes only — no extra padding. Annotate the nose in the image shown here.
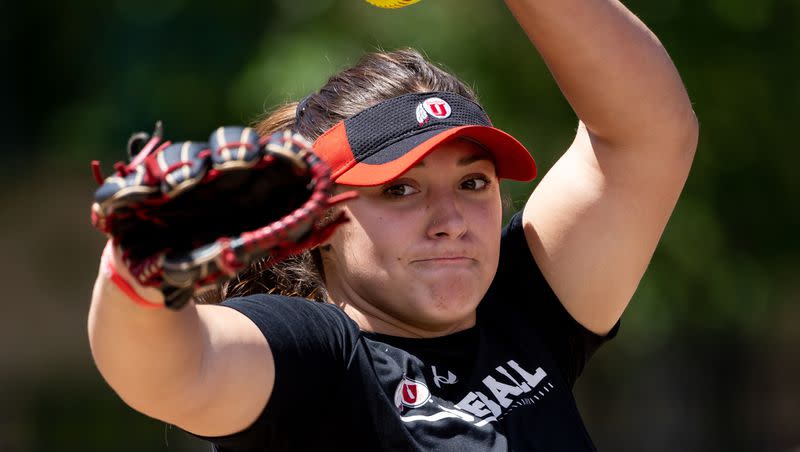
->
[426,193,467,239]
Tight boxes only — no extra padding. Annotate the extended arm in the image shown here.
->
[507,0,699,334]
[87,246,274,436]
[86,127,339,437]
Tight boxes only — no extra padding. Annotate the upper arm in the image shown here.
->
[165,304,275,437]
[522,119,698,335]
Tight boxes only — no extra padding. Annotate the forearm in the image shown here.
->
[504,0,696,146]
[87,256,207,421]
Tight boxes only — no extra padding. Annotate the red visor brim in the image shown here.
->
[333,125,536,186]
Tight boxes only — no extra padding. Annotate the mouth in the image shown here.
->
[411,256,476,266]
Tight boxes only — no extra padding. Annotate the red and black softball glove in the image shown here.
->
[90,122,355,309]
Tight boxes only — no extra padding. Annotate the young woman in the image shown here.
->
[88,0,698,450]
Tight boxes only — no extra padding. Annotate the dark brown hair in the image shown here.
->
[201,48,478,304]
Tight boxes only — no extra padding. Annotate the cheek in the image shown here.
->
[472,197,503,270]
[472,195,503,235]
[336,211,402,272]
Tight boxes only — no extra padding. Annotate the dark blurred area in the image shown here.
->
[2,0,798,451]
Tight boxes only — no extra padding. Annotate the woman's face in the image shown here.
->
[322,140,503,337]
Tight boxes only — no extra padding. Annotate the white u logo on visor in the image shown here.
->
[416,97,452,125]
[422,97,452,118]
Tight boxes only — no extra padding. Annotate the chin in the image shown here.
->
[429,279,488,308]
[414,290,482,328]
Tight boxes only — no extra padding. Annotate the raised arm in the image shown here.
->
[508,0,699,334]
[87,245,274,436]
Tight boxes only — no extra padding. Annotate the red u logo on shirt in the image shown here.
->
[394,376,432,410]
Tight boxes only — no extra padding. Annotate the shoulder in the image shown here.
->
[483,211,619,385]
[494,211,541,286]
[482,211,555,323]
[218,293,360,352]
[220,293,353,324]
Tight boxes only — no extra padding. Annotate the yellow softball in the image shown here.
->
[365,0,421,8]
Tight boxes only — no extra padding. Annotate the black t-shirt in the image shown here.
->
[195,212,618,451]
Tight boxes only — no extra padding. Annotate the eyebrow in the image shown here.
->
[412,154,492,169]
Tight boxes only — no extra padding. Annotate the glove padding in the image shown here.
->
[91,123,354,309]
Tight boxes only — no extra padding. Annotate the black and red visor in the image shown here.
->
[312,91,537,186]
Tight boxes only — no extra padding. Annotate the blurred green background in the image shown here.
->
[2,0,798,451]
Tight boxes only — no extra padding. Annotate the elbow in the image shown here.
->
[652,103,699,162]
[600,99,700,159]
[679,106,700,157]
[667,89,700,148]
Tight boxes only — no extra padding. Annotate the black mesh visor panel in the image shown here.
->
[343,92,493,165]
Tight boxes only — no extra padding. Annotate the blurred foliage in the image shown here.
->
[1,376,206,451]
[8,0,797,337]
[3,0,799,451]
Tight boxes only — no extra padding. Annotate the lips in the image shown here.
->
[410,252,476,265]
[413,257,473,263]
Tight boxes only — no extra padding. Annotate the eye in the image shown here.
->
[383,183,419,198]
[460,175,490,191]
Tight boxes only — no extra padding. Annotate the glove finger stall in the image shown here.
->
[94,164,158,210]
[209,126,263,169]
[157,141,211,198]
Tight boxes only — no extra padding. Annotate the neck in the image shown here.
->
[326,295,477,339]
